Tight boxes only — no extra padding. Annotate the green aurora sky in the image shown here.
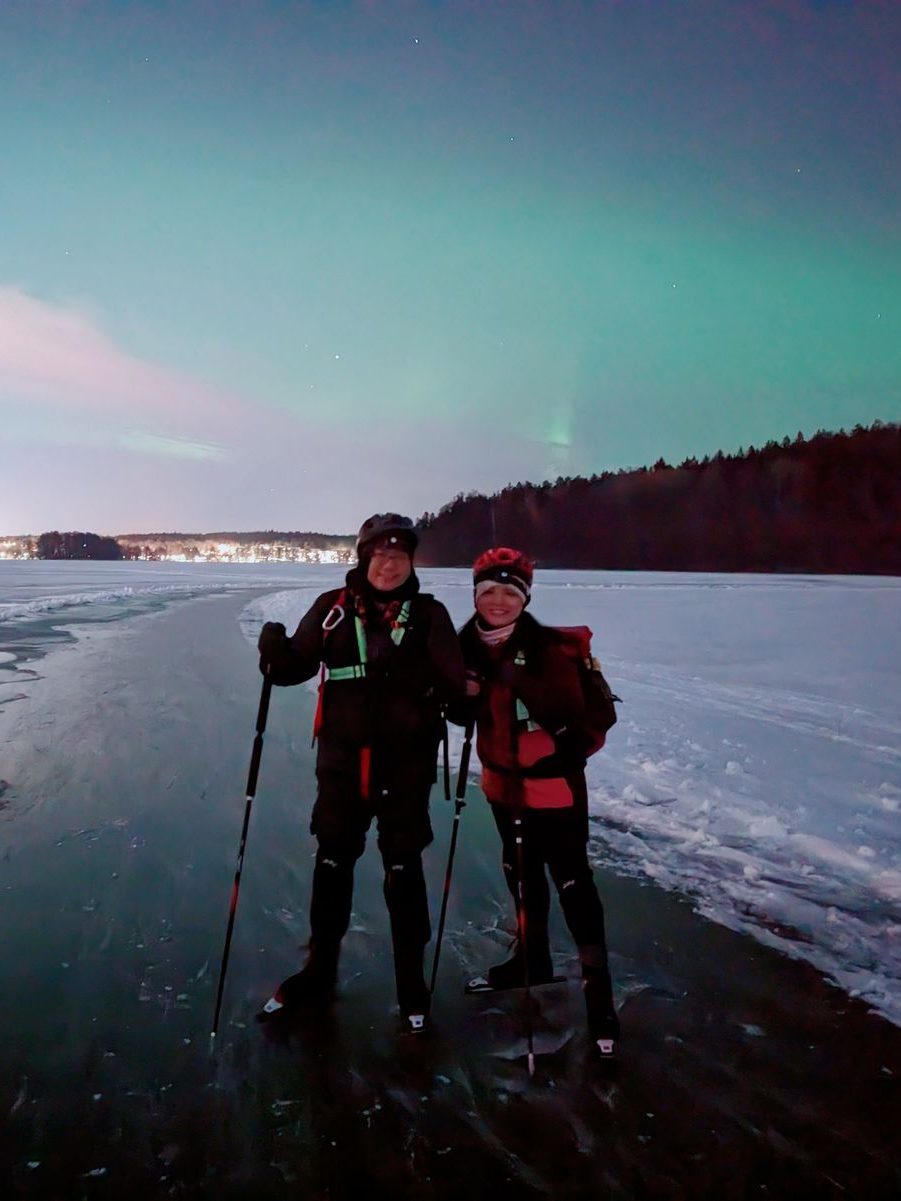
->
[1,0,898,534]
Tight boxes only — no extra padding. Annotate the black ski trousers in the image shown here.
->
[490,774,612,969]
[306,759,433,1012]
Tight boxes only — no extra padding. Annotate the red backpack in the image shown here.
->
[552,626,620,755]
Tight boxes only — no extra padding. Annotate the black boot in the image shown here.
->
[382,853,432,1032]
[257,940,339,1021]
[486,936,555,990]
[580,945,619,1055]
[396,950,431,1035]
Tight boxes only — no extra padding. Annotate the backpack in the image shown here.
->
[552,626,620,756]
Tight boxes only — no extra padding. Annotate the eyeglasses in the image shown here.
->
[370,548,409,563]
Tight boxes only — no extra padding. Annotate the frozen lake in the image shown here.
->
[3,561,900,1027]
[0,560,898,1197]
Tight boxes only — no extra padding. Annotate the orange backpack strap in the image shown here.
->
[359,746,372,801]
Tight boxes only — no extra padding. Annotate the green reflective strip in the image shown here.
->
[327,664,367,681]
[514,697,542,732]
[390,600,411,646]
[354,614,368,664]
[331,602,410,680]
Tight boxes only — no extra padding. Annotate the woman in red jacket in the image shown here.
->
[459,547,619,1057]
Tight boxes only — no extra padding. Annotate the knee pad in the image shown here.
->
[557,865,597,899]
[316,835,365,869]
[383,856,424,895]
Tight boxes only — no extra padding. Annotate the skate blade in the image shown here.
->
[464,974,567,995]
[595,1037,617,1059]
[464,975,492,994]
[254,994,285,1023]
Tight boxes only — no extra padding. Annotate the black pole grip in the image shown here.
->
[455,720,475,801]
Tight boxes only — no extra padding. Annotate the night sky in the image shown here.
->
[1,0,898,535]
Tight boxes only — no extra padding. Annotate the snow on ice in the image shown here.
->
[2,562,899,1027]
[245,567,901,1027]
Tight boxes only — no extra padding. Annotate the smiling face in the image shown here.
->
[475,583,526,628]
[366,545,412,592]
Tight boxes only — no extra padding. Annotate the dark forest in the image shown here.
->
[415,423,900,574]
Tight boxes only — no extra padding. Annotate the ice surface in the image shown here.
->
[2,563,899,1028]
[244,568,901,1026]
[1,562,898,1196]
[0,560,318,627]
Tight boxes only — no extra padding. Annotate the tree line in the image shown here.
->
[35,531,123,560]
[115,530,350,548]
[414,423,900,574]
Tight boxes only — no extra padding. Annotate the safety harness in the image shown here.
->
[311,588,413,799]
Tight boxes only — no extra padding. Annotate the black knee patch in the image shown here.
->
[316,835,365,867]
[383,857,422,895]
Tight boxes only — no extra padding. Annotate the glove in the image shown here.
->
[552,726,588,769]
[257,620,287,672]
[526,726,588,780]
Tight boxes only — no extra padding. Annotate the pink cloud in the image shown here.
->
[0,286,247,436]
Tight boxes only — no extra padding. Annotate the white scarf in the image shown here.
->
[476,618,517,647]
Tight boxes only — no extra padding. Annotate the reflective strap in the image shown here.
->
[326,600,410,682]
[515,696,542,733]
[512,652,533,726]
[389,599,411,646]
[354,614,368,663]
[326,664,367,681]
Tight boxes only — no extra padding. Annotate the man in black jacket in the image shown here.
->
[256,513,464,1032]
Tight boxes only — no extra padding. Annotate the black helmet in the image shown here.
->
[355,513,418,558]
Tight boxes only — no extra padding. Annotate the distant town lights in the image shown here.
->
[0,536,354,564]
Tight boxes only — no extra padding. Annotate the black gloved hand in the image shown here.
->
[257,620,287,671]
[552,726,588,769]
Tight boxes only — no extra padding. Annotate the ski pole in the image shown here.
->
[506,694,535,1076]
[429,716,475,995]
[441,717,451,801]
[513,804,535,1076]
[211,671,272,1042]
